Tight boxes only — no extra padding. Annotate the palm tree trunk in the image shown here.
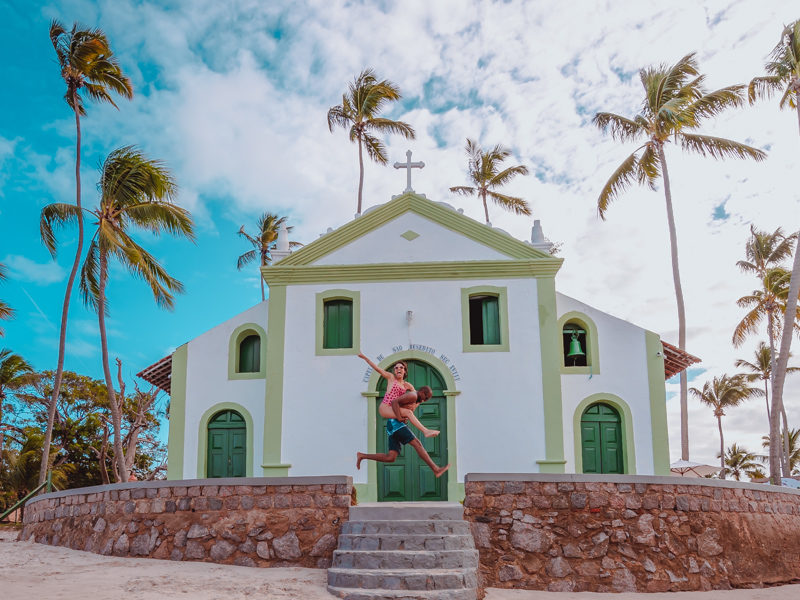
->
[97,249,129,483]
[764,380,771,431]
[782,404,791,477]
[39,100,84,486]
[482,190,490,224]
[260,277,265,302]
[770,236,800,484]
[717,414,725,479]
[357,135,365,216]
[658,145,689,460]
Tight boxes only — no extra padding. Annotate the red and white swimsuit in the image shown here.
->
[382,381,407,406]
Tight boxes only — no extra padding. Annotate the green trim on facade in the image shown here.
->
[263,284,287,476]
[460,285,510,353]
[400,230,420,241]
[573,393,637,475]
[277,193,555,266]
[536,277,565,472]
[364,350,460,501]
[166,344,188,480]
[262,259,562,286]
[227,323,267,380]
[196,402,255,478]
[646,331,670,475]
[315,289,361,356]
[557,310,601,375]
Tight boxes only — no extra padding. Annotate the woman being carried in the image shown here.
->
[357,353,439,437]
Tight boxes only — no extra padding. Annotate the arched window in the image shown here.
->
[562,321,588,367]
[238,334,260,373]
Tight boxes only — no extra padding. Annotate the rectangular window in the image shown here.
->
[323,299,353,349]
[239,335,260,373]
[469,295,500,345]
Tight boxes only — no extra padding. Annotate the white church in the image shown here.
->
[139,169,698,502]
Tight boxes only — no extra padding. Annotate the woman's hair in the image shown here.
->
[393,361,408,379]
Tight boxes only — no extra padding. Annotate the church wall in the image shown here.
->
[182,302,268,478]
[313,211,513,265]
[556,294,655,474]
[278,277,546,484]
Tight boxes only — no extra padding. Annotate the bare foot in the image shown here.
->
[356,453,364,470]
[434,464,450,478]
[423,429,440,438]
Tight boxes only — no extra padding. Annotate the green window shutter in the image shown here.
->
[239,334,260,372]
[481,296,500,345]
[324,299,353,349]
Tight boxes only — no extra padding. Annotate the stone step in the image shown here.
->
[327,586,478,600]
[337,533,474,551]
[341,519,471,535]
[350,502,464,521]
[327,567,478,590]
[332,549,480,570]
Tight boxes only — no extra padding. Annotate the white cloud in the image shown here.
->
[3,254,66,284]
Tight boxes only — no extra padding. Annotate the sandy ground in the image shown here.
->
[3,529,800,599]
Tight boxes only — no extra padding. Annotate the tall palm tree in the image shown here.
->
[749,20,800,485]
[689,374,761,478]
[0,263,13,336]
[720,443,763,481]
[735,341,800,427]
[763,428,800,476]
[0,349,34,453]
[237,213,302,301]
[594,53,766,461]
[327,68,415,215]
[42,146,193,482]
[449,139,530,224]
[42,21,133,486]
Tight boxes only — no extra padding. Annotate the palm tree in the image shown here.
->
[763,428,800,476]
[0,263,13,336]
[41,146,193,482]
[749,20,800,485]
[735,341,800,427]
[449,139,530,224]
[594,53,766,461]
[689,374,761,478]
[737,226,797,279]
[237,213,302,301]
[327,68,415,215]
[720,443,764,481]
[0,349,34,454]
[43,21,133,486]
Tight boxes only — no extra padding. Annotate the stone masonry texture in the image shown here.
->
[20,476,352,569]
[463,474,800,593]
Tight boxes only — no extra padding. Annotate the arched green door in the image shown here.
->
[376,360,448,501]
[207,410,246,478]
[581,403,624,474]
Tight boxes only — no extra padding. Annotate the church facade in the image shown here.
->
[142,191,694,502]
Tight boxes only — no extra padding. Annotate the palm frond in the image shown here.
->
[688,85,747,122]
[123,202,195,241]
[79,240,102,312]
[490,164,529,188]
[592,112,646,142]
[365,118,415,139]
[596,148,644,219]
[748,75,786,104]
[487,191,531,216]
[679,133,766,161]
[40,202,84,257]
[449,186,475,196]
[237,249,257,270]
[327,104,351,132]
[361,133,388,164]
[111,233,184,310]
[636,144,661,190]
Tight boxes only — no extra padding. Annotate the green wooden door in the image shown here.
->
[207,410,247,478]
[580,403,624,474]
[376,360,448,501]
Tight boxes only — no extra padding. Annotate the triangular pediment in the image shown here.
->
[277,193,554,267]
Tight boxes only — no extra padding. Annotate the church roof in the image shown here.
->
[662,341,701,380]
[274,192,558,266]
[136,355,172,394]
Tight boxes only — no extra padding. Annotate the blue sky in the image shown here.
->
[1,0,799,466]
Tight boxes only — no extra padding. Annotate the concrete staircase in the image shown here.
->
[327,502,479,600]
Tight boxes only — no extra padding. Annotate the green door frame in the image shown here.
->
[358,350,461,502]
[573,394,636,474]
[197,403,255,478]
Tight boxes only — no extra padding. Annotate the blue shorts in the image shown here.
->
[386,420,416,453]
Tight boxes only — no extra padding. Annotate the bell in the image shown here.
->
[567,332,585,357]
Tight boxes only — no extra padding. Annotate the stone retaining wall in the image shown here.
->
[20,476,352,569]
[464,474,800,593]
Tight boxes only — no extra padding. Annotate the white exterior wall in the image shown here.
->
[314,212,512,265]
[557,293,655,474]
[279,277,545,483]
[182,302,268,479]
